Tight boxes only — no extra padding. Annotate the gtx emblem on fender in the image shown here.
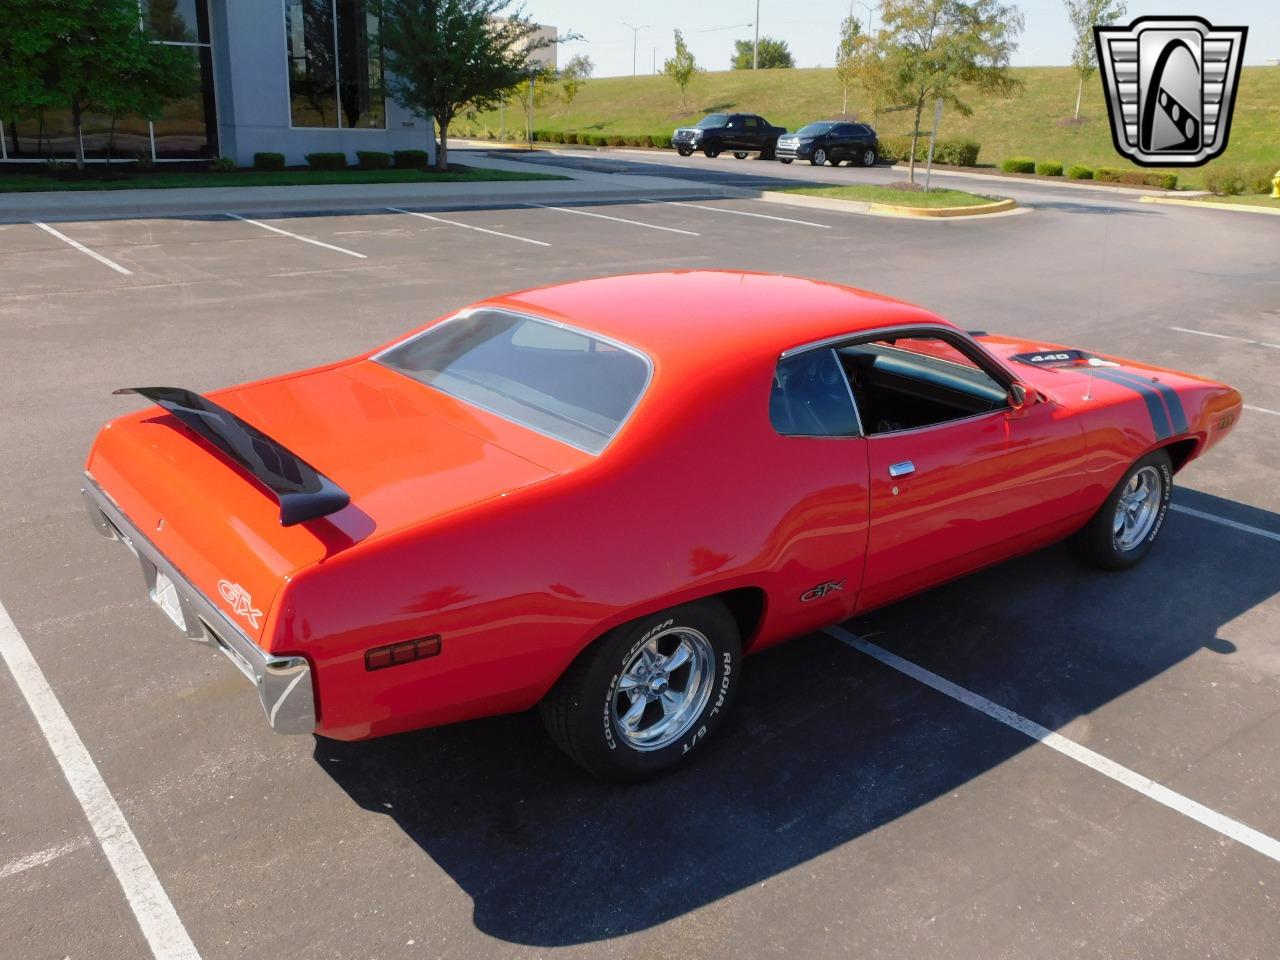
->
[1094,16,1247,167]
[218,579,262,629]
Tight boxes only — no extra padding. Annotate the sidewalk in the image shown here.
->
[0,150,736,223]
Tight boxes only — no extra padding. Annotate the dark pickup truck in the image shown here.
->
[672,113,787,159]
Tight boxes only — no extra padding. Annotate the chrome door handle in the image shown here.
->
[888,461,916,478]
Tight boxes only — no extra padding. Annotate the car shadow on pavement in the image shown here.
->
[314,488,1279,948]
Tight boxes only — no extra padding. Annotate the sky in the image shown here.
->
[520,1,1278,76]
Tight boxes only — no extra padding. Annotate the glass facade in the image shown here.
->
[286,0,385,129]
[1,0,216,162]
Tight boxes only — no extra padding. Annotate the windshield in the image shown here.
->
[376,309,651,454]
[697,114,729,128]
[796,122,835,137]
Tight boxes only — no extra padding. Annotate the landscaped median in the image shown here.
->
[0,164,567,194]
[761,183,1017,219]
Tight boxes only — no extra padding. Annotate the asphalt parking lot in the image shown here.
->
[1,151,1278,959]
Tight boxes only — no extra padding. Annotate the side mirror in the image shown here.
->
[1008,382,1029,410]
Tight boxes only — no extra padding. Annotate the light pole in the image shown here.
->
[853,1,874,36]
[623,22,649,77]
[753,0,760,69]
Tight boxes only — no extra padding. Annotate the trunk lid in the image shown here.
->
[87,360,569,645]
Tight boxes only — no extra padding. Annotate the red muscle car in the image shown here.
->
[83,272,1242,779]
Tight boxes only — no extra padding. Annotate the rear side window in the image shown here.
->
[377,310,651,454]
[770,350,860,437]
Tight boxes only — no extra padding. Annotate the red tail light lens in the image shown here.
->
[365,635,441,671]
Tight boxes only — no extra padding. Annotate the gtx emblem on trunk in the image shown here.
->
[218,580,262,629]
[1094,16,1247,167]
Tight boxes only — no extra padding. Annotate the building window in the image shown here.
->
[285,0,385,129]
[2,0,217,161]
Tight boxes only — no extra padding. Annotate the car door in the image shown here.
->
[830,124,856,161]
[722,115,745,149]
[743,116,765,149]
[849,333,1091,612]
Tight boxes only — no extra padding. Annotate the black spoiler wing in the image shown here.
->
[116,386,350,527]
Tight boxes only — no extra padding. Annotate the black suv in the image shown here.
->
[672,113,787,160]
[775,121,879,167]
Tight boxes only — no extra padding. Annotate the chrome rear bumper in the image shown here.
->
[81,474,316,734]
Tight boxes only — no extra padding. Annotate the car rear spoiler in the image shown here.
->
[115,386,350,527]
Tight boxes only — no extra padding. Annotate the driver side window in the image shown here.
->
[837,335,1008,435]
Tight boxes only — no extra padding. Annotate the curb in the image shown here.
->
[758,190,1020,220]
[1139,195,1280,217]
[888,164,1201,197]
[0,182,740,224]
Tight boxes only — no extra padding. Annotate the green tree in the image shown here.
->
[559,54,593,116]
[731,37,795,70]
[834,17,863,114]
[1064,0,1127,120]
[513,64,555,141]
[880,0,1024,182]
[663,30,700,109]
[379,0,555,170]
[0,0,196,170]
[852,33,896,128]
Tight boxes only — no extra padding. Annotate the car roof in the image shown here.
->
[483,271,950,364]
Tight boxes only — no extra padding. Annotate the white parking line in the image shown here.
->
[1170,326,1280,350]
[524,202,700,236]
[650,199,833,228]
[385,206,550,246]
[1172,504,1280,543]
[1244,404,1280,417]
[224,213,367,258]
[0,836,91,880]
[32,221,133,275]
[825,626,1280,865]
[0,600,201,959]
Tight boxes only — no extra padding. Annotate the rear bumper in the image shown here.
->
[81,474,316,735]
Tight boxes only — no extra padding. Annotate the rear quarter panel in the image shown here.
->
[282,360,871,740]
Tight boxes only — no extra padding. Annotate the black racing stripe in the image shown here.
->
[1092,369,1172,440]
[1102,368,1190,435]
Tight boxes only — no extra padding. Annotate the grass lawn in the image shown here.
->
[1194,194,1280,209]
[778,184,999,208]
[458,66,1280,190]
[0,164,567,193]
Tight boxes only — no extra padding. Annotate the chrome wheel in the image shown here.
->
[862,148,877,166]
[1113,465,1163,551]
[610,626,715,752]
[812,148,827,166]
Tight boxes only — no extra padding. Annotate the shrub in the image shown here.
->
[1203,166,1244,195]
[1001,157,1036,174]
[549,131,565,143]
[589,134,608,147]
[253,151,286,171]
[1066,164,1093,180]
[393,149,429,169]
[1095,167,1178,189]
[875,136,980,166]
[652,134,673,149]
[305,152,348,170]
[209,155,237,173]
[933,138,981,167]
[355,150,391,170]
[1243,164,1274,194]
[133,151,155,172]
[1036,161,1064,177]
[605,134,625,147]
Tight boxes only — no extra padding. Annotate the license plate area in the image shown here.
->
[150,570,187,632]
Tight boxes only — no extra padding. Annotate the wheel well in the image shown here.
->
[714,587,768,650]
[1162,438,1199,474]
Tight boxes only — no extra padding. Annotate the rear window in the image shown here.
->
[376,309,651,454]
